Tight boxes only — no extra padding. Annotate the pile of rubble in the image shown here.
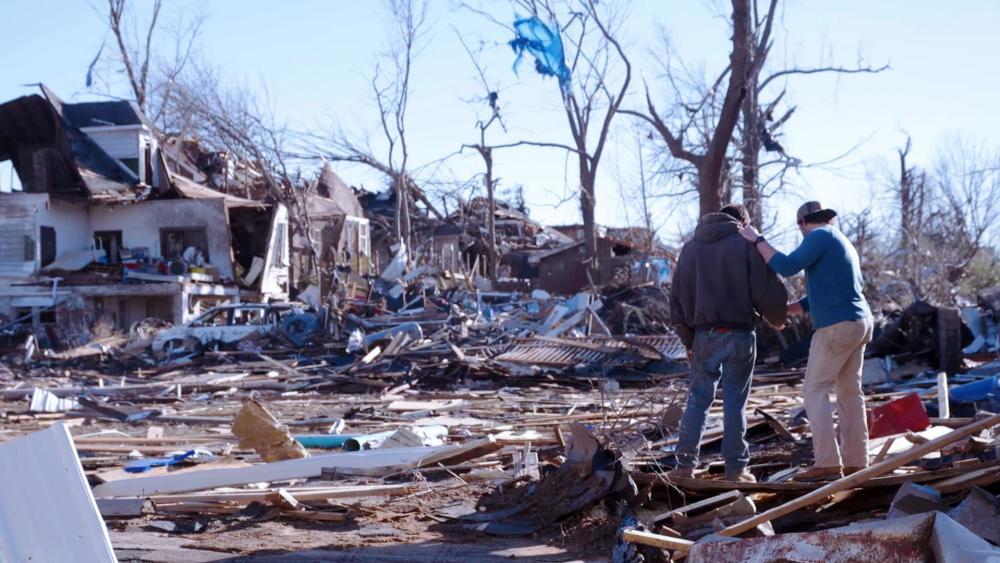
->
[1,282,999,561]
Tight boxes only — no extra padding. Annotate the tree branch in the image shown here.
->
[759,62,891,92]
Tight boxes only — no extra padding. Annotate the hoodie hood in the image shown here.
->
[694,212,741,243]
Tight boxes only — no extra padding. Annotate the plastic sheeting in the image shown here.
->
[381,242,408,281]
[509,16,571,88]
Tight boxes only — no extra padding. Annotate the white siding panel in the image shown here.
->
[0,423,117,562]
[83,128,139,160]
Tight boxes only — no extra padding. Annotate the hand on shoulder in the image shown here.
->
[739,225,760,242]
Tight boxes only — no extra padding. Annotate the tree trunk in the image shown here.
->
[394,177,411,251]
[698,164,723,217]
[741,85,763,226]
[581,169,599,278]
[697,0,751,219]
[483,147,498,282]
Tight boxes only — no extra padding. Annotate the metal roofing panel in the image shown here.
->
[63,100,146,128]
[494,333,685,369]
[0,422,117,562]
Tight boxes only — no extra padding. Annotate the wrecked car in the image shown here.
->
[151,303,319,356]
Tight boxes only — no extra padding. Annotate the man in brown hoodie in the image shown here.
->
[669,204,788,482]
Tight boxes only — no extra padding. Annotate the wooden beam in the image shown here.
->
[147,484,414,504]
[659,461,999,492]
[651,490,742,524]
[93,436,498,497]
[622,529,694,553]
[717,412,1000,537]
[933,466,1000,494]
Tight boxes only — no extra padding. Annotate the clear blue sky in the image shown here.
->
[1,0,997,246]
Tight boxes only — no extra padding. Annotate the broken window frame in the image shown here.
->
[39,225,56,267]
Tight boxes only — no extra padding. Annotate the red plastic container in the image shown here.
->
[867,393,930,439]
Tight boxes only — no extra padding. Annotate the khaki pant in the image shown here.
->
[803,317,874,468]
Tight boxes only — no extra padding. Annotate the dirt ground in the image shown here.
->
[107,480,616,562]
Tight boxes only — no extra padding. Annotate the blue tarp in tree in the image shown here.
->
[509,16,571,88]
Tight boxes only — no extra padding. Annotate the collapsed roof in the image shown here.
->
[0,88,142,202]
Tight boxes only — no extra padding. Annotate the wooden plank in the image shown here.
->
[662,460,1000,493]
[75,444,229,454]
[651,490,742,524]
[0,423,116,562]
[282,509,351,522]
[73,435,229,444]
[622,529,694,553]
[97,497,152,517]
[717,412,1000,537]
[146,483,415,504]
[873,437,895,463]
[93,436,497,497]
[933,466,1000,494]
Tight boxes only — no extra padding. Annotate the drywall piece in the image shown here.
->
[231,398,309,462]
[94,436,499,497]
[0,423,117,562]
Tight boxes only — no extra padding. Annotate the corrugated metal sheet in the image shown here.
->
[687,511,1000,563]
[494,334,685,369]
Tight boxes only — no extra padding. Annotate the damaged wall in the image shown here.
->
[260,203,289,299]
[36,197,89,264]
[0,193,45,276]
[0,193,235,280]
[88,198,234,280]
[0,193,89,274]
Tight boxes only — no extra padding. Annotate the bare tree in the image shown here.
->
[456,34,506,281]
[615,125,669,252]
[101,0,204,128]
[315,0,441,253]
[493,0,632,275]
[623,0,765,218]
[624,0,887,227]
[931,138,1000,286]
[169,66,321,285]
[871,136,1000,305]
[895,136,926,293]
[740,45,888,226]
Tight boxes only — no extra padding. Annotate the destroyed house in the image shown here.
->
[427,199,577,284]
[505,224,676,294]
[0,87,290,346]
[297,164,371,282]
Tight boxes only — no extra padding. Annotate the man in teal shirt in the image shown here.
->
[740,201,873,482]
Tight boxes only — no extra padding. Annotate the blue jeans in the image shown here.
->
[675,329,756,477]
